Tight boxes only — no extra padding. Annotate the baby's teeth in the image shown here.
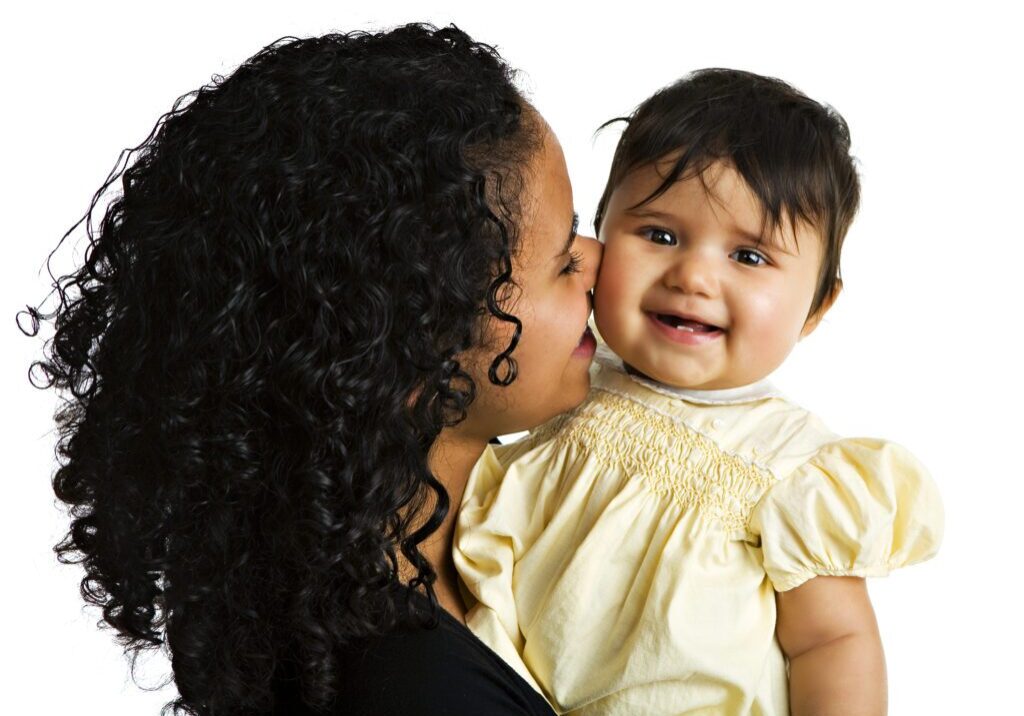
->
[674,323,697,332]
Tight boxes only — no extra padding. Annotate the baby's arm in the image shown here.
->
[776,576,886,716]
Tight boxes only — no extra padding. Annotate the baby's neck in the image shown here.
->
[621,362,778,405]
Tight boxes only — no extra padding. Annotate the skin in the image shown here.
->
[779,577,887,716]
[407,118,602,622]
[596,157,886,715]
[595,157,832,390]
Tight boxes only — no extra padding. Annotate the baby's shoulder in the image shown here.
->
[734,395,840,477]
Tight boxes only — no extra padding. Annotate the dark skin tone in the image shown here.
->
[399,119,601,622]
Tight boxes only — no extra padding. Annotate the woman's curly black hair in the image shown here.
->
[18,23,542,715]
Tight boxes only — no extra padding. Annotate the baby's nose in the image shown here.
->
[668,251,719,297]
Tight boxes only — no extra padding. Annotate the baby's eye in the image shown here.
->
[642,227,677,246]
[731,248,769,267]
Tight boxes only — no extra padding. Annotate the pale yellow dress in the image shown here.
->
[454,347,944,715]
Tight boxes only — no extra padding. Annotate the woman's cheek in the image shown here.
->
[550,289,584,352]
[523,289,570,364]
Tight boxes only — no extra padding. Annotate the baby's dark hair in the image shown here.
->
[594,68,860,318]
[19,23,541,716]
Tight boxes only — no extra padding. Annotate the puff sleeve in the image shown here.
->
[747,437,944,593]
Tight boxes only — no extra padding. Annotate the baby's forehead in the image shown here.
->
[615,158,825,253]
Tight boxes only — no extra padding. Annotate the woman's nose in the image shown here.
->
[666,250,719,297]
[577,235,602,290]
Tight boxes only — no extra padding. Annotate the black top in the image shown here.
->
[274,591,555,715]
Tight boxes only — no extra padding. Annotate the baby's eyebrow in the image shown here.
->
[627,207,798,256]
[735,227,797,256]
[625,207,675,221]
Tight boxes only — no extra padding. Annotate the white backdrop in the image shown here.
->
[4,1,1021,713]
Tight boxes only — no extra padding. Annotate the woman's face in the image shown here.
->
[464,125,602,439]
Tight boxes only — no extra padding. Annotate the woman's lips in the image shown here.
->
[646,311,724,345]
[573,325,597,357]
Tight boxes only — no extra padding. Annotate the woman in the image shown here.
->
[21,23,600,715]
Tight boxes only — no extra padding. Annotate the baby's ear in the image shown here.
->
[799,279,843,339]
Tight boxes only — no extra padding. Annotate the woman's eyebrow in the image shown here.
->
[556,212,580,257]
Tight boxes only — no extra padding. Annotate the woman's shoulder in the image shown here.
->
[320,598,554,716]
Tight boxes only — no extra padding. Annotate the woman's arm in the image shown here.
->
[776,576,887,716]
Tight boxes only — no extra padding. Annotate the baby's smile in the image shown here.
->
[650,310,723,332]
[646,310,725,346]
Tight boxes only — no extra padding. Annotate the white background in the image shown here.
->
[3,1,1021,713]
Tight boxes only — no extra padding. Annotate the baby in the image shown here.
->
[454,69,944,715]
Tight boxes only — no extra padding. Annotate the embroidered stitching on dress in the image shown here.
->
[533,389,776,532]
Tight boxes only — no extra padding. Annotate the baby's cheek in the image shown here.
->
[594,254,633,317]
[740,290,808,367]
[592,272,614,318]
[593,281,628,345]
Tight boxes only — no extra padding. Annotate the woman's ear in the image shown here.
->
[799,278,842,339]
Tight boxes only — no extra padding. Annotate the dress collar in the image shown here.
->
[595,343,780,406]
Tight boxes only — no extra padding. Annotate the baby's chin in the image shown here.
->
[620,360,698,388]
[595,328,770,390]
[620,358,762,391]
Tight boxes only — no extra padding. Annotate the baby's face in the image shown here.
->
[594,158,827,390]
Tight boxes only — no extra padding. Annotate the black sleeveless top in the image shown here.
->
[273,590,555,715]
